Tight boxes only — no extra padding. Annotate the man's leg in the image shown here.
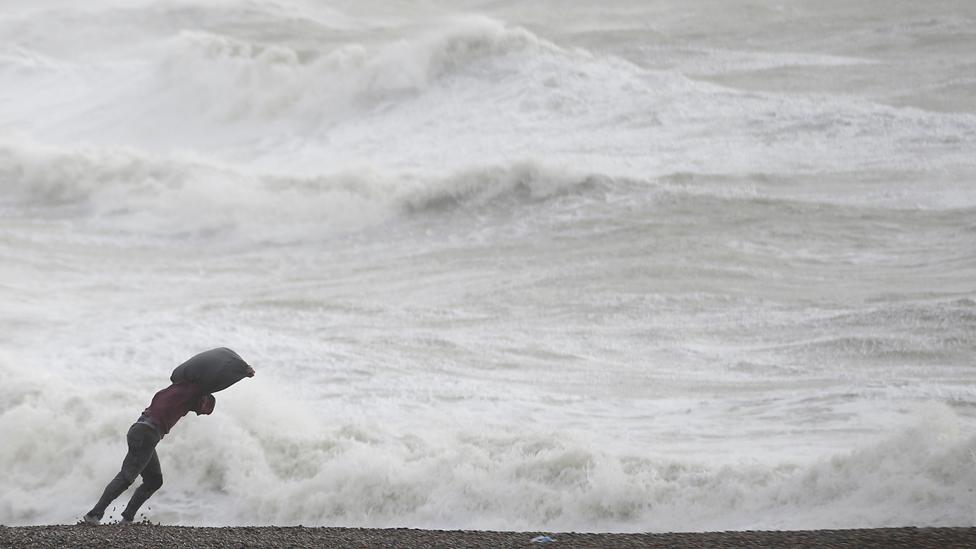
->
[120,449,163,522]
[87,424,160,520]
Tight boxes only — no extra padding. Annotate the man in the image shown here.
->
[83,348,255,525]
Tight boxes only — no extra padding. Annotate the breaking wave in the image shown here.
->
[147,16,562,125]
[0,140,607,242]
[1,352,973,530]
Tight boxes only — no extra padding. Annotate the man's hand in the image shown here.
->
[196,394,216,415]
[245,365,255,377]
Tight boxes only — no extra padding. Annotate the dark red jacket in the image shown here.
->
[142,383,215,436]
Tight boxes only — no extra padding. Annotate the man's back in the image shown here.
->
[142,383,215,436]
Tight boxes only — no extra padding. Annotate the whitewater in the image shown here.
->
[1,0,975,532]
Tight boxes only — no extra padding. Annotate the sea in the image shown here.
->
[1,0,974,532]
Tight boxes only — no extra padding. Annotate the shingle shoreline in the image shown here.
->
[2,525,974,548]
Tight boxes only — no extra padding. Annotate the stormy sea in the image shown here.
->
[1,0,974,532]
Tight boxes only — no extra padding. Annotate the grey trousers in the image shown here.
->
[88,422,163,521]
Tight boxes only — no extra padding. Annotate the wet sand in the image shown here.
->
[1,525,974,548]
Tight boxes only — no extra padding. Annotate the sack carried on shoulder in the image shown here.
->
[171,347,252,393]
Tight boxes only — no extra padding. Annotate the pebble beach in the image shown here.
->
[2,526,975,549]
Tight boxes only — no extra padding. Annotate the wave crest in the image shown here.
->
[156,17,554,123]
[0,141,606,242]
[400,162,609,215]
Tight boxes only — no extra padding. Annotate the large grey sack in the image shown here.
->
[170,347,251,393]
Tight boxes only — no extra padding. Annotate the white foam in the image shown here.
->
[1,351,973,530]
